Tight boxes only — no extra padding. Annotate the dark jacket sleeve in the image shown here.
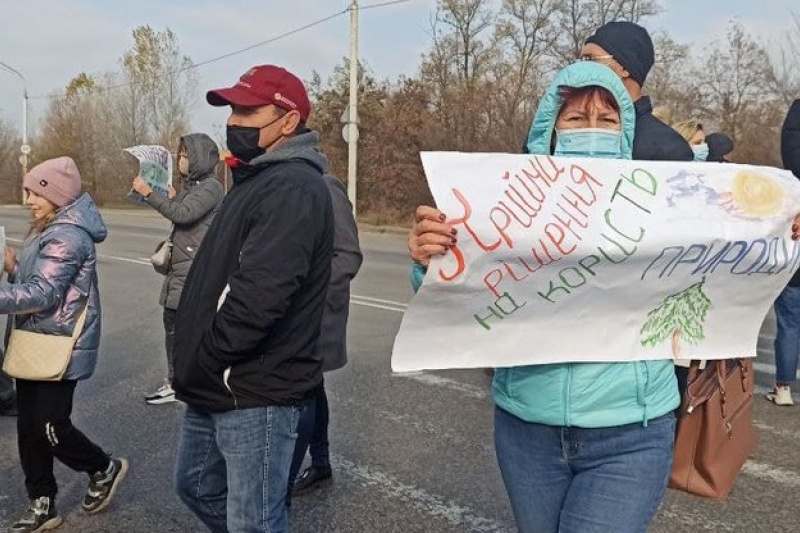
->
[782,100,800,177]
[203,178,327,365]
[326,176,363,288]
[633,115,694,162]
[145,178,222,226]
[0,232,84,315]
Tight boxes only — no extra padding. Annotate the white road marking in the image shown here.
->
[99,254,151,265]
[741,461,800,488]
[752,361,800,381]
[753,421,800,440]
[395,372,489,400]
[334,395,493,453]
[350,295,407,313]
[330,456,513,532]
[9,237,151,266]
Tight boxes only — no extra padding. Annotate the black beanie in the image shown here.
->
[585,21,654,87]
[706,133,734,162]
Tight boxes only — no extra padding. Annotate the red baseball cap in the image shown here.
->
[206,65,311,121]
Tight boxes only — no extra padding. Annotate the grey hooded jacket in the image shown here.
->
[145,133,224,309]
[319,175,362,372]
[0,193,107,380]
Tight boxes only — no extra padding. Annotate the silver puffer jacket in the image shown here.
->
[0,193,107,380]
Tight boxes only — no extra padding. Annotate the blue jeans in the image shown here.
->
[175,403,300,533]
[774,285,800,385]
[494,407,675,533]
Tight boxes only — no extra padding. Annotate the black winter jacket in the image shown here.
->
[172,131,334,411]
[633,96,694,162]
[782,100,800,287]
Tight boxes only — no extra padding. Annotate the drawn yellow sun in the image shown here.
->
[731,171,784,217]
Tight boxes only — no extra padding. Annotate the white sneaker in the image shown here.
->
[144,383,176,405]
[766,385,794,406]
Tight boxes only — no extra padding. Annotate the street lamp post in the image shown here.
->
[347,0,359,218]
[0,61,30,202]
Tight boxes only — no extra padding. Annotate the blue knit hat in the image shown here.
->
[586,21,654,87]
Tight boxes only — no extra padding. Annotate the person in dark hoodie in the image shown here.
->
[172,65,334,532]
[706,132,735,162]
[581,21,694,162]
[768,100,800,406]
[132,133,224,405]
[288,174,362,501]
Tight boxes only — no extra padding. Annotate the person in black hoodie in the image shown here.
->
[706,132,735,162]
[582,21,694,162]
[768,99,800,406]
[172,65,334,532]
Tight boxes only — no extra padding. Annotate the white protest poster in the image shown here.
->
[391,153,800,372]
[124,145,173,203]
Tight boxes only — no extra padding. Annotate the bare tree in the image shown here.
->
[493,0,560,147]
[645,32,696,122]
[0,116,21,203]
[121,26,197,148]
[549,0,662,66]
[32,26,196,205]
[694,22,776,139]
[431,0,496,88]
[772,12,800,106]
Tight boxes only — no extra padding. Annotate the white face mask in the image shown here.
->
[178,155,189,176]
[692,143,709,162]
[554,128,623,159]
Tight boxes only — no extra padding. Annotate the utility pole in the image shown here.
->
[0,61,29,203]
[347,0,359,218]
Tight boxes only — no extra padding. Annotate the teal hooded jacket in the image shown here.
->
[411,62,679,427]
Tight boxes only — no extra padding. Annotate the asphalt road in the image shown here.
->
[0,205,796,533]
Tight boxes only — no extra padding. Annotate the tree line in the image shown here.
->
[1,1,798,225]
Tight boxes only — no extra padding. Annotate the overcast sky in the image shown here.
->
[0,0,797,148]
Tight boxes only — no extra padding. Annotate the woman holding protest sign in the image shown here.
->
[1,157,127,531]
[408,62,680,533]
[132,133,223,405]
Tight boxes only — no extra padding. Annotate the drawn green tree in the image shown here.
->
[640,278,712,358]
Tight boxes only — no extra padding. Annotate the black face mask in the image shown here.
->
[226,114,284,163]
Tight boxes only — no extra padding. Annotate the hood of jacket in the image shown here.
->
[525,62,635,160]
[52,193,107,244]
[233,130,327,184]
[183,133,220,182]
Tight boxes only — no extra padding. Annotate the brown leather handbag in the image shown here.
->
[669,358,756,500]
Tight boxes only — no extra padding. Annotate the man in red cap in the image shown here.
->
[171,64,334,532]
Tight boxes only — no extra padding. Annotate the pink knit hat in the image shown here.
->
[23,156,82,207]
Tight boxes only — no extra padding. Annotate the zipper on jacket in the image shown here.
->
[222,367,239,410]
[634,362,650,427]
[564,365,573,426]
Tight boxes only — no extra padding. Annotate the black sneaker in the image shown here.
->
[291,465,333,496]
[10,496,62,532]
[82,458,129,514]
[0,392,17,417]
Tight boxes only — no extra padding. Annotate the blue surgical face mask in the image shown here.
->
[692,143,709,162]
[554,128,622,159]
